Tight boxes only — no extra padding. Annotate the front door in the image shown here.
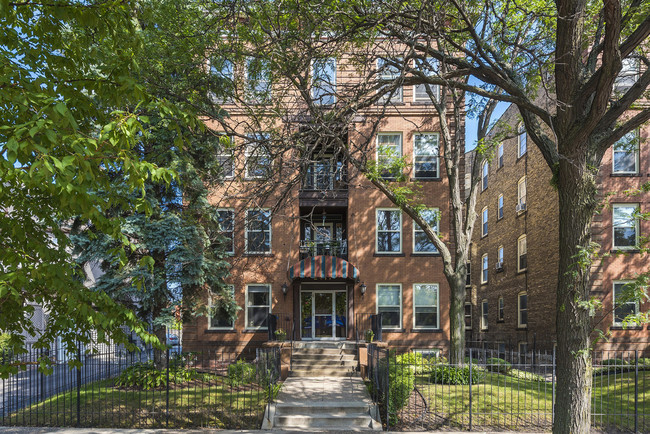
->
[301,290,347,339]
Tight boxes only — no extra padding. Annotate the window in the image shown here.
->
[481,300,488,330]
[209,58,234,102]
[482,161,488,191]
[312,58,336,105]
[614,57,639,92]
[518,123,527,157]
[465,263,471,287]
[613,131,639,174]
[481,254,488,284]
[497,143,504,168]
[216,135,234,179]
[497,245,504,270]
[413,133,440,178]
[413,284,439,329]
[481,207,488,237]
[518,292,528,327]
[246,209,271,253]
[517,235,527,272]
[413,208,439,253]
[245,133,271,178]
[517,176,527,211]
[209,285,235,329]
[377,133,402,178]
[613,281,639,326]
[518,342,528,364]
[246,284,271,329]
[377,284,402,329]
[464,302,472,330]
[377,58,402,103]
[498,194,504,219]
[376,209,402,253]
[246,57,271,102]
[612,204,639,249]
[498,296,504,321]
[413,57,439,102]
[216,209,234,254]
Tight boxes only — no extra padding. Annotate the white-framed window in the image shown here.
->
[465,262,471,287]
[497,245,504,269]
[518,235,527,272]
[413,283,439,329]
[612,203,639,249]
[246,57,271,102]
[216,209,235,254]
[414,348,442,359]
[518,123,527,157]
[377,284,402,329]
[614,57,640,92]
[464,302,472,330]
[482,161,488,191]
[209,285,235,330]
[245,209,271,254]
[216,135,234,179]
[498,194,504,219]
[613,281,639,326]
[481,206,488,237]
[377,133,402,179]
[413,57,439,103]
[413,133,440,178]
[246,284,271,330]
[481,300,488,330]
[497,143,504,168]
[481,254,488,284]
[613,131,639,174]
[413,208,439,253]
[209,57,234,102]
[518,291,528,327]
[245,133,271,179]
[518,342,528,364]
[377,58,403,103]
[498,296,504,321]
[517,176,527,211]
[312,57,337,105]
[376,208,402,253]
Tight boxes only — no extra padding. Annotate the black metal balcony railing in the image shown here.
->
[302,164,348,191]
[299,239,348,259]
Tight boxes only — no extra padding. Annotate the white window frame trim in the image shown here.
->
[376,57,403,103]
[481,206,488,237]
[517,234,528,272]
[518,291,528,328]
[612,203,640,250]
[464,302,472,330]
[517,176,527,210]
[412,132,440,179]
[311,57,337,105]
[481,253,488,284]
[498,194,504,219]
[482,161,489,191]
[412,58,440,103]
[244,133,271,180]
[518,123,527,157]
[612,280,640,326]
[412,283,440,330]
[208,284,236,330]
[412,207,439,254]
[612,130,640,175]
[497,142,504,168]
[481,299,488,330]
[498,296,504,321]
[245,208,272,254]
[216,208,235,255]
[216,134,235,179]
[376,132,403,179]
[376,208,403,254]
[245,283,272,331]
[376,283,403,330]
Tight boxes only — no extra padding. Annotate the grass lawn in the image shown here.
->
[4,375,269,429]
[394,370,650,432]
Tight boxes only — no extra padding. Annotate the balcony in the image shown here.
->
[299,161,348,207]
[299,239,348,260]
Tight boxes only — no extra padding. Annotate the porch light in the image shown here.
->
[281,283,289,296]
[360,282,367,296]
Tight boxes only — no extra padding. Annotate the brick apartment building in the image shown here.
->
[182,54,461,355]
[466,100,650,353]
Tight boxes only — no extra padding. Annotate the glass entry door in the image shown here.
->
[301,290,347,339]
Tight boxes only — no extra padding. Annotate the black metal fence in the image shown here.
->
[366,344,650,432]
[1,345,280,429]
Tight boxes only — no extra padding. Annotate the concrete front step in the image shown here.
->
[290,368,358,377]
[275,402,372,416]
[292,347,357,356]
[292,361,357,370]
[293,353,357,361]
[292,341,357,350]
[274,414,374,428]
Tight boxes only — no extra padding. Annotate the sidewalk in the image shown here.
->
[0,428,547,433]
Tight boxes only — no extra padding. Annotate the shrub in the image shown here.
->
[377,357,415,420]
[0,334,12,363]
[508,369,546,382]
[486,357,511,374]
[115,361,198,390]
[228,360,256,386]
[601,358,626,367]
[429,365,483,385]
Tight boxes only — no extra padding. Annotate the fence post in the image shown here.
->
[634,350,638,433]
[552,346,556,425]
[469,348,473,431]
[76,345,81,427]
[385,349,389,430]
[166,347,170,428]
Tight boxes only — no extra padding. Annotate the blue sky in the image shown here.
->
[465,101,510,152]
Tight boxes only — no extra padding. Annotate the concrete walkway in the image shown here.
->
[0,427,547,433]
[275,375,371,405]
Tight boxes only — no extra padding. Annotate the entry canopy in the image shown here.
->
[288,255,359,282]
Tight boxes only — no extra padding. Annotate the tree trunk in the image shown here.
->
[448,272,467,365]
[153,325,167,370]
[553,155,597,434]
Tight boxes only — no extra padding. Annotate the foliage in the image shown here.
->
[114,361,199,390]
[365,329,374,343]
[429,364,484,385]
[508,369,546,382]
[377,356,416,421]
[228,360,256,386]
[486,358,512,374]
[274,329,287,342]
[0,334,12,363]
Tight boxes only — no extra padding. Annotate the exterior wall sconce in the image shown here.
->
[360,282,367,296]
[281,283,289,296]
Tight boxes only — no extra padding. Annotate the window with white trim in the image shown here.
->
[518,292,528,327]
[216,135,234,179]
[376,209,402,253]
[209,57,234,102]
[498,194,504,219]
[613,131,639,174]
[377,284,402,329]
[518,123,527,157]
[413,208,439,253]
[246,209,271,253]
[612,204,639,249]
[498,296,504,321]
[246,284,271,329]
[377,133,402,179]
[497,143,504,168]
[216,209,234,254]
[377,58,403,103]
[614,57,639,92]
[246,57,271,102]
[413,57,439,102]
[209,285,235,329]
[464,302,472,330]
[497,245,504,269]
[482,206,488,237]
[613,281,639,326]
[413,133,439,178]
[465,263,471,287]
[312,58,336,105]
[413,284,439,329]
[518,235,527,272]
[517,176,527,211]
[481,300,488,330]
[245,133,271,178]
[482,161,488,191]
[481,254,488,284]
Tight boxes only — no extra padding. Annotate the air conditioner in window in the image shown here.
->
[495,261,504,271]
[516,202,527,213]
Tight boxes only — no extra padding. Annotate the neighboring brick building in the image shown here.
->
[182,55,461,355]
[466,103,650,353]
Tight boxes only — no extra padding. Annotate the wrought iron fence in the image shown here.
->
[1,345,280,429]
[355,313,382,344]
[366,344,650,432]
